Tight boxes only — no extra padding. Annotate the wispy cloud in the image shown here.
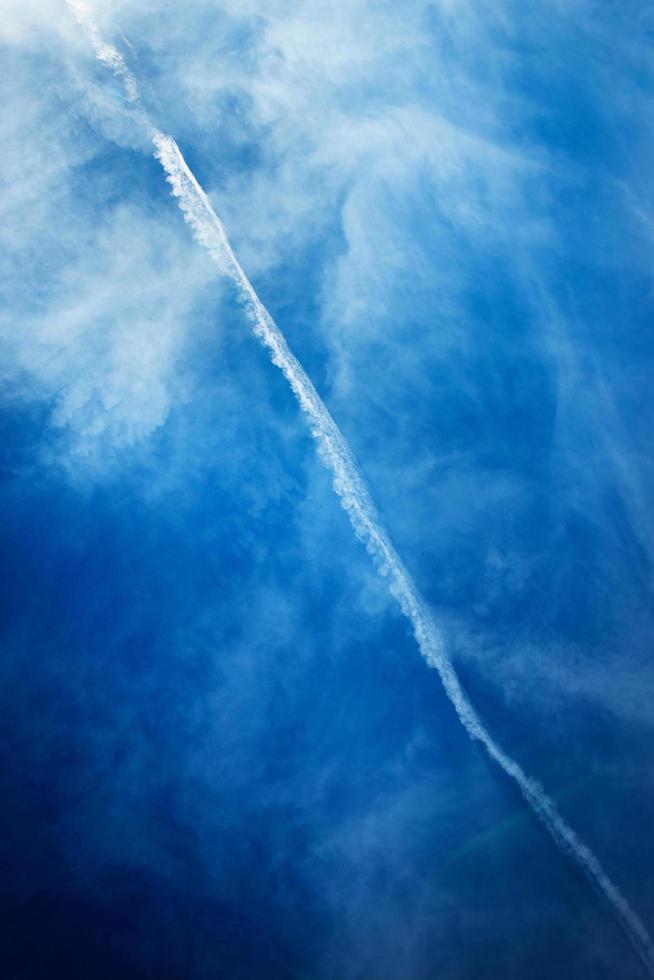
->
[2,1,653,976]
[67,6,654,973]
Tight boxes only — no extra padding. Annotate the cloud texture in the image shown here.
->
[1,1,653,978]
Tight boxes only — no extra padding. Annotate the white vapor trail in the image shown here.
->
[68,0,140,104]
[68,4,654,975]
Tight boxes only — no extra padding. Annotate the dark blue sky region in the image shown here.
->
[1,1,653,977]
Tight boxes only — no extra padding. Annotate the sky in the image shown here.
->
[1,1,654,978]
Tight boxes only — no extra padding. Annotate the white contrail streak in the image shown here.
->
[68,5,654,974]
[68,0,140,104]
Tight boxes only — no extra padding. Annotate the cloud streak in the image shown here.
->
[68,4,654,975]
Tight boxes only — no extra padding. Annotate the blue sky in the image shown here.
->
[1,1,654,977]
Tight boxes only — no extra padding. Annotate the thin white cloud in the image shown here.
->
[69,6,654,972]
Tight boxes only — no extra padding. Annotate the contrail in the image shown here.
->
[68,5,654,974]
[68,0,140,104]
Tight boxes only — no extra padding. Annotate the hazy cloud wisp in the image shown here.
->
[67,4,654,975]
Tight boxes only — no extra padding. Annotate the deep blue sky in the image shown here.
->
[1,2,653,977]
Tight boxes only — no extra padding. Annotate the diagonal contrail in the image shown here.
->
[67,3,654,974]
